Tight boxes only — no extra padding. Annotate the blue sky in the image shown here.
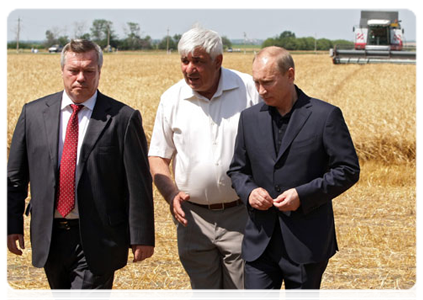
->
[6,6,417,43]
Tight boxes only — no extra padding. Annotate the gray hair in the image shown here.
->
[178,26,223,60]
[61,39,103,70]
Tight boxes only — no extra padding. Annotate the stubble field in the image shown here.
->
[6,52,416,290]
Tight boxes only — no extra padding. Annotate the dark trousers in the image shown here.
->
[245,220,328,289]
[44,219,115,289]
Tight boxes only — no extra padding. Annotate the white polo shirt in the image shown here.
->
[149,68,260,205]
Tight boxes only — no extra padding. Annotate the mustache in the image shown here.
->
[185,72,200,78]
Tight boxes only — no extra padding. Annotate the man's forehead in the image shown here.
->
[254,55,274,66]
[66,49,96,57]
[181,48,210,59]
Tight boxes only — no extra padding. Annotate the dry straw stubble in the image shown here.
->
[7,52,415,289]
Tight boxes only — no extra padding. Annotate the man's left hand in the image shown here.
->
[273,188,301,212]
[131,245,154,262]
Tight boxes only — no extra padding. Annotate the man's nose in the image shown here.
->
[258,84,266,95]
[76,71,85,82]
[186,62,196,73]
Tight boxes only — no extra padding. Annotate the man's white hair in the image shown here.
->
[178,25,223,60]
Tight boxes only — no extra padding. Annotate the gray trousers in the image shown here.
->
[177,201,247,289]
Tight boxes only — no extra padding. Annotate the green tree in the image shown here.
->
[7,41,41,50]
[121,22,153,50]
[221,36,232,50]
[45,30,57,47]
[80,33,91,40]
[58,36,69,46]
[278,31,297,50]
[44,29,68,48]
[158,35,177,51]
[316,38,333,50]
[262,37,278,48]
[125,22,142,50]
[279,31,296,39]
[261,31,343,51]
[332,39,354,48]
[173,34,182,47]
[140,35,153,50]
[302,37,317,50]
[280,37,297,50]
[90,19,117,49]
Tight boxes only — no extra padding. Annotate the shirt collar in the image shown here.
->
[269,100,297,120]
[61,90,97,111]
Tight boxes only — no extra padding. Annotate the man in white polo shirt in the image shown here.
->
[148,26,260,289]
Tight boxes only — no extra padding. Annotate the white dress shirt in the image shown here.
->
[149,68,260,205]
[54,91,97,219]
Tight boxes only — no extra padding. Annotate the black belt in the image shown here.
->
[53,218,79,230]
[188,199,243,210]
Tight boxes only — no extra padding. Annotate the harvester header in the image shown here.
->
[330,10,416,64]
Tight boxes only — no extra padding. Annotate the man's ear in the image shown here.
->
[287,67,295,82]
[215,54,223,69]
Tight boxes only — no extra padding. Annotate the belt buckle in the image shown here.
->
[209,203,225,211]
[59,221,71,230]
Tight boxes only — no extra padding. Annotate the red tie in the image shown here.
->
[56,104,83,218]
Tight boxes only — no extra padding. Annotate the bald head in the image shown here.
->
[252,46,297,115]
[254,46,295,75]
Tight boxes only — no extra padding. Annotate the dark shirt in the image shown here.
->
[269,100,299,155]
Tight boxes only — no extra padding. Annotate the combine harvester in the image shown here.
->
[330,11,416,64]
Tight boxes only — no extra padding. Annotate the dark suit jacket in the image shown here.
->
[228,86,360,264]
[7,91,155,275]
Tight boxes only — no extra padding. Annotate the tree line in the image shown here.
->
[262,31,353,51]
[8,19,234,52]
[7,19,353,51]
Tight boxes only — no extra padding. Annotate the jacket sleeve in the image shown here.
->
[296,106,360,215]
[227,112,259,206]
[123,110,155,246]
[7,104,30,235]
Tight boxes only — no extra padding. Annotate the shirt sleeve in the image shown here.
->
[148,99,176,159]
[245,73,261,106]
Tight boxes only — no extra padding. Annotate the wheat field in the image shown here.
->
[6,52,416,290]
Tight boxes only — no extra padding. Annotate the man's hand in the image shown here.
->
[170,191,190,226]
[131,245,154,262]
[149,156,190,226]
[273,188,301,212]
[248,187,273,210]
[7,234,25,256]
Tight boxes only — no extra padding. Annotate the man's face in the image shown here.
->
[181,48,222,99]
[61,50,100,103]
[252,56,294,109]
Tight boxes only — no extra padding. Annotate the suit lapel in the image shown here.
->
[276,95,312,162]
[76,92,112,183]
[259,104,277,161]
[42,92,62,170]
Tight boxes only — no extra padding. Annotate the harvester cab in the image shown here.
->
[330,10,416,64]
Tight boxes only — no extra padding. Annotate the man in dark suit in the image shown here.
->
[227,46,360,289]
[7,39,155,289]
